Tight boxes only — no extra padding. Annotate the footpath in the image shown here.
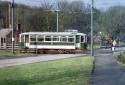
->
[91,47,125,85]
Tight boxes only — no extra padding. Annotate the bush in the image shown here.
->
[117,52,125,63]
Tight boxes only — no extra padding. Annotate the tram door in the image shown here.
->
[24,35,29,47]
[76,35,80,49]
[80,36,84,49]
[76,35,85,49]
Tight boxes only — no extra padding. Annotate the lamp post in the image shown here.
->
[91,0,94,56]
[99,32,102,48]
[12,0,15,53]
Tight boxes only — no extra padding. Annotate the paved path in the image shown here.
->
[0,54,85,68]
[91,47,125,85]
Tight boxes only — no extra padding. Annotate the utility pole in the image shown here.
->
[12,0,15,53]
[91,0,94,56]
[8,3,11,28]
[56,0,59,32]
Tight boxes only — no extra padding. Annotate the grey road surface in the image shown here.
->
[0,54,85,68]
[91,47,125,85]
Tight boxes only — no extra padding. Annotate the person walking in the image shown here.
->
[111,40,117,53]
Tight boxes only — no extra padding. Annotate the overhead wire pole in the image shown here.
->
[12,0,15,53]
[91,0,94,56]
[8,3,11,28]
[56,0,59,32]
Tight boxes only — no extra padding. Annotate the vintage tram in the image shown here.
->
[19,32,87,53]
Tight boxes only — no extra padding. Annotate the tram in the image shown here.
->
[19,32,87,53]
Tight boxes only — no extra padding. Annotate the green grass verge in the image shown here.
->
[0,56,94,85]
[117,52,125,63]
[117,62,125,70]
[117,52,125,69]
[0,51,37,59]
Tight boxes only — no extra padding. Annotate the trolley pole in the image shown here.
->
[12,0,15,53]
[91,0,94,56]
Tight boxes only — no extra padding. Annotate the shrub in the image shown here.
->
[117,52,125,63]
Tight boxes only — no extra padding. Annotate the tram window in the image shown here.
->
[30,35,36,41]
[62,38,67,42]
[81,36,84,42]
[68,36,74,42]
[53,36,59,41]
[25,35,29,43]
[68,38,74,42]
[38,38,44,41]
[38,36,44,41]
[30,38,36,41]
[76,35,80,43]
[45,36,51,41]
[60,36,67,42]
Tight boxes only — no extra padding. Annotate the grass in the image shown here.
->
[0,50,37,59]
[117,52,125,64]
[117,52,125,70]
[0,56,94,85]
[117,62,125,70]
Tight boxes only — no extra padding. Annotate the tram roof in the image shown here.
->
[20,32,86,36]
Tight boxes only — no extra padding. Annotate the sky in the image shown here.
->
[1,0,125,10]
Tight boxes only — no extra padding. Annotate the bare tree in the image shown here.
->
[58,0,70,31]
[69,1,85,13]
[40,0,54,31]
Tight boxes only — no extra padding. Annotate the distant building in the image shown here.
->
[0,28,19,49]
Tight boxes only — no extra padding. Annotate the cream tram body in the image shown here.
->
[19,32,87,50]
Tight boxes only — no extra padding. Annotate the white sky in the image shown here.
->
[1,0,125,10]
